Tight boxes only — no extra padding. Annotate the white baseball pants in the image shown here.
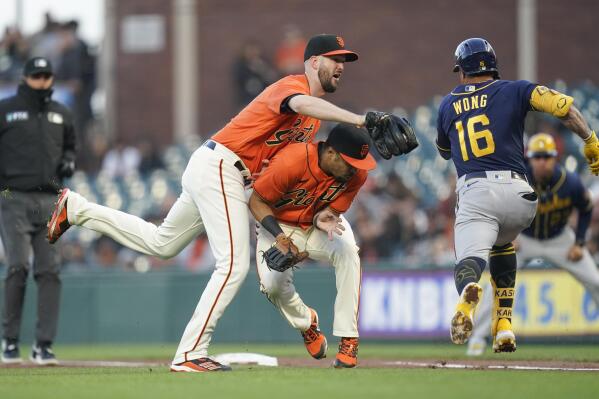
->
[255,216,361,338]
[66,141,251,363]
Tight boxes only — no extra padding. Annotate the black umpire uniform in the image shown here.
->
[0,57,75,364]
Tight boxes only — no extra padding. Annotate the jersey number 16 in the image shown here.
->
[455,114,495,161]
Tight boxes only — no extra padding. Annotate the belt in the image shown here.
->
[464,170,527,183]
[203,140,251,184]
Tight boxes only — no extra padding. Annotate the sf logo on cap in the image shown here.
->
[360,144,369,158]
[336,36,345,48]
[35,59,48,67]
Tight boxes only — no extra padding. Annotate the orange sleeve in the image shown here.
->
[252,149,302,204]
[265,77,309,114]
[329,171,367,214]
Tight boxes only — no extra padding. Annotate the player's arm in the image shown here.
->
[249,192,284,239]
[287,95,365,126]
[63,110,77,159]
[560,105,594,141]
[435,109,451,160]
[250,152,295,239]
[529,85,599,174]
[529,85,592,140]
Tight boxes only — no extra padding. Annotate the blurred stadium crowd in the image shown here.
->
[2,22,599,273]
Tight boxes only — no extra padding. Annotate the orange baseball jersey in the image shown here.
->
[253,142,367,229]
[211,74,321,174]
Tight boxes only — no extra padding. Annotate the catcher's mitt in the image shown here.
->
[262,235,309,272]
[365,112,419,159]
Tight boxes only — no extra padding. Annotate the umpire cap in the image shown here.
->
[23,57,53,76]
[453,38,499,79]
[326,124,376,170]
[527,133,558,158]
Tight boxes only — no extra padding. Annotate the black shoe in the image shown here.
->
[30,343,58,366]
[1,339,23,364]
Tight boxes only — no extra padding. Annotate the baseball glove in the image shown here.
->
[262,235,309,272]
[365,112,419,159]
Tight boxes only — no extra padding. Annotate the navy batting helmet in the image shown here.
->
[453,38,500,79]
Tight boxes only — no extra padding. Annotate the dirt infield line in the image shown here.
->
[2,358,599,372]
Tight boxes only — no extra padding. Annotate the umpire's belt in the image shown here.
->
[464,170,527,183]
[203,139,251,185]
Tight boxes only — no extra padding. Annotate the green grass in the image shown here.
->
[2,343,599,399]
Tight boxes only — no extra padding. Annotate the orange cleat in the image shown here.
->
[302,308,327,359]
[47,188,71,244]
[333,337,358,368]
[170,357,232,372]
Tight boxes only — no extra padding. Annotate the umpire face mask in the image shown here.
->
[20,76,54,106]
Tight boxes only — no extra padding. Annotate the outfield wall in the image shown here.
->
[0,269,597,344]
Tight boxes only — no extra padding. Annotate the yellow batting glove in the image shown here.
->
[583,131,599,175]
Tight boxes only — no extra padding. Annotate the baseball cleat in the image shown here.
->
[450,282,483,344]
[1,339,23,364]
[302,308,327,359]
[30,343,58,366]
[493,318,517,353]
[466,337,487,356]
[333,337,358,368]
[47,188,71,244]
[170,357,232,372]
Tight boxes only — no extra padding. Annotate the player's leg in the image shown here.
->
[255,224,311,331]
[488,244,517,353]
[468,235,534,355]
[30,197,61,365]
[545,228,599,306]
[170,146,250,371]
[467,283,492,355]
[254,225,327,359]
[0,193,31,364]
[60,189,204,259]
[306,216,360,368]
[451,180,500,344]
[489,180,537,353]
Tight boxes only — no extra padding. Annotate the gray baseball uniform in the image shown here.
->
[454,171,538,262]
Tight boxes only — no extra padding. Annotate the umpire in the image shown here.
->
[0,57,76,365]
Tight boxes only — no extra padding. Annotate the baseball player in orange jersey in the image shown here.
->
[250,124,375,368]
[46,34,384,372]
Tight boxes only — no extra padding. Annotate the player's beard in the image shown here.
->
[318,68,337,93]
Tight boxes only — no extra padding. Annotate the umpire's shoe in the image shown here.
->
[450,282,483,344]
[333,337,358,368]
[302,308,327,359]
[493,318,517,353]
[47,188,71,243]
[1,339,23,364]
[170,358,232,372]
[30,343,58,366]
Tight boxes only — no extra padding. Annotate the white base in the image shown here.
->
[213,353,278,367]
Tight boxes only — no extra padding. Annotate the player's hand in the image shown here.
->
[315,208,345,241]
[249,160,270,187]
[583,131,599,175]
[567,244,584,262]
[512,240,520,252]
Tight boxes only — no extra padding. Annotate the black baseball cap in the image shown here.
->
[23,57,53,76]
[326,124,376,170]
[304,34,359,62]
